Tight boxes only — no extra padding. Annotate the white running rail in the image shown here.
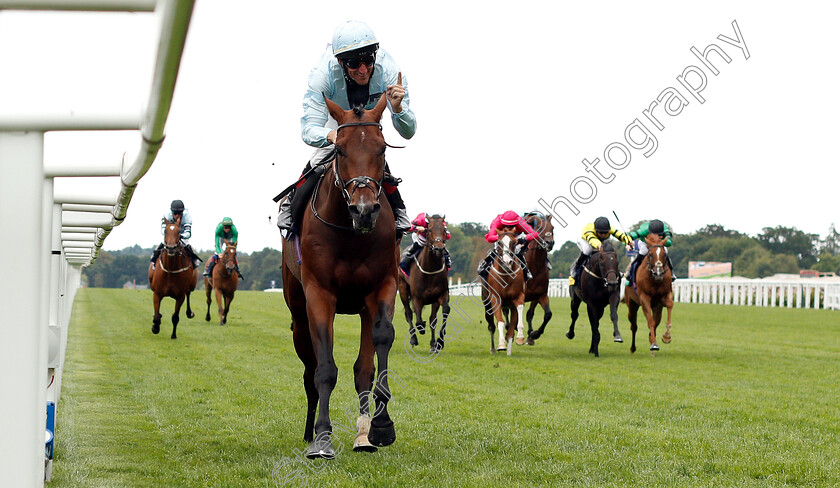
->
[0,1,194,485]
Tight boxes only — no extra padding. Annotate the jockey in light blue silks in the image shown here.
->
[150,199,202,269]
[276,20,416,238]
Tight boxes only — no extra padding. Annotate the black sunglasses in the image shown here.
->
[343,55,375,69]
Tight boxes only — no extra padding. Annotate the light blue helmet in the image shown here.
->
[332,21,379,58]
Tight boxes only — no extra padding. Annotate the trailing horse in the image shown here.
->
[148,215,198,339]
[522,213,555,345]
[624,234,674,354]
[398,214,450,354]
[204,241,239,326]
[481,230,527,355]
[281,89,400,459]
[566,240,622,357]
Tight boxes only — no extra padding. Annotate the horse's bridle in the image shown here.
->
[332,122,385,205]
[526,215,555,251]
[646,244,667,281]
[583,250,621,287]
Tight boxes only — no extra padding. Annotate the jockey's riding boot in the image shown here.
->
[184,243,201,269]
[392,205,411,236]
[235,264,245,280]
[569,253,587,286]
[477,252,494,279]
[277,188,295,231]
[150,243,163,269]
[382,166,410,235]
[399,257,411,277]
[523,263,533,282]
[627,254,641,285]
[204,259,215,277]
[444,250,452,270]
[667,254,677,280]
[546,259,552,270]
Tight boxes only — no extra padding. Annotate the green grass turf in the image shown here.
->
[50,288,840,487]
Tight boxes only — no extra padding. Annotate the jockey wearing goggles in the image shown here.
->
[277,20,416,237]
[150,200,202,270]
[477,211,540,282]
[625,219,676,285]
[204,217,244,280]
[568,216,633,286]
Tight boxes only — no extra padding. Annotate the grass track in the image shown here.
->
[51,289,840,487]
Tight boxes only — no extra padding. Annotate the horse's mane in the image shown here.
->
[600,240,615,253]
[352,106,364,117]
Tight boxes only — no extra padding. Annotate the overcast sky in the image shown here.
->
[1,1,838,254]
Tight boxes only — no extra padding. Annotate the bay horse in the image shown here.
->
[398,214,450,354]
[522,213,555,345]
[204,241,239,326]
[624,234,674,354]
[481,229,527,355]
[148,215,198,339]
[566,240,622,357]
[281,89,399,459]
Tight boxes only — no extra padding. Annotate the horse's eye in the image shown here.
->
[380,146,386,156]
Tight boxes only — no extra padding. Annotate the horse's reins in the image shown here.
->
[413,247,447,275]
[583,251,620,287]
[493,236,523,277]
[159,258,192,274]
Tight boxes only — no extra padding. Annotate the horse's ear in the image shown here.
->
[545,214,552,222]
[370,92,388,122]
[323,93,345,124]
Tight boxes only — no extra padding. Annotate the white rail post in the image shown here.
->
[0,131,46,487]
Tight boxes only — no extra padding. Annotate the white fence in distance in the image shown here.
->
[449,278,840,310]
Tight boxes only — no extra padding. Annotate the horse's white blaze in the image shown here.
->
[516,304,525,338]
[656,247,661,259]
[500,235,513,266]
[169,225,175,231]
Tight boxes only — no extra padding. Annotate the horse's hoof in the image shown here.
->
[614,336,624,343]
[650,344,660,351]
[527,338,535,346]
[151,324,160,335]
[566,331,574,340]
[409,335,418,347]
[417,323,426,335]
[353,436,377,453]
[187,311,194,319]
[204,314,210,322]
[662,335,671,344]
[496,345,506,352]
[305,441,336,459]
[368,421,396,447]
[171,334,177,339]
[515,337,526,346]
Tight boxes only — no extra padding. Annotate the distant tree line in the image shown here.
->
[82,245,283,291]
[82,223,840,288]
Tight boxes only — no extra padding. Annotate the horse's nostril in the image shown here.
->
[348,206,361,217]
